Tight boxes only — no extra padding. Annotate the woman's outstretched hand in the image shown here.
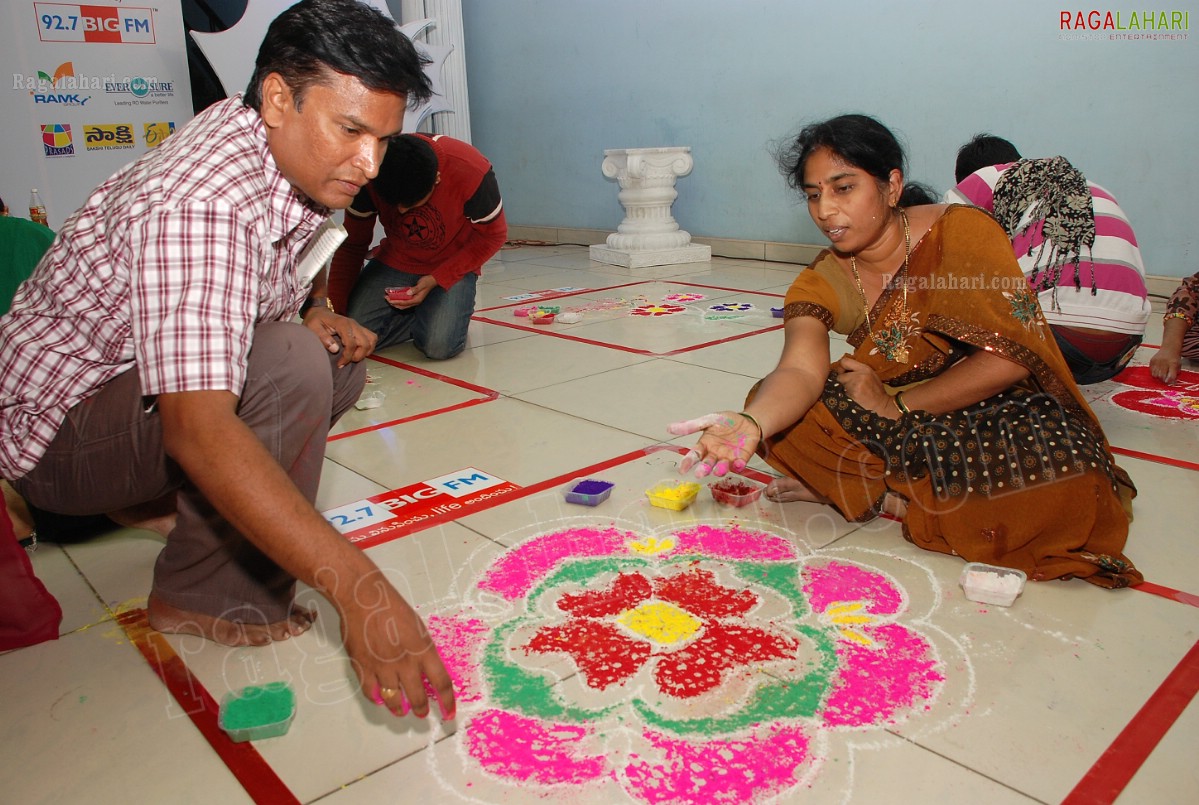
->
[668,412,760,478]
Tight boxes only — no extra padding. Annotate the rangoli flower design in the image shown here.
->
[630,303,687,317]
[663,292,706,303]
[700,303,752,319]
[425,524,949,803]
[1108,365,1199,420]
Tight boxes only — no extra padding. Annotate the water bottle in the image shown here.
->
[29,189,48,227]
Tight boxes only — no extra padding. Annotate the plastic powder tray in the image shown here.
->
[564,478,614,506]
[219,682,296,742]
[959,562,1027,607]
[709,477,764,507]
[531,313,556,325]
[771,306,784,318]
[646,481,701,511]
[513,306,536,317]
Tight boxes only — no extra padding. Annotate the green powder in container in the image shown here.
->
[219,682,296,741]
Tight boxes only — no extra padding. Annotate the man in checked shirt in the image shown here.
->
[0,0,455,721]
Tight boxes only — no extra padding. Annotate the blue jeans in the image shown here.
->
[346,259,477,359]
[1051,326,1141,385]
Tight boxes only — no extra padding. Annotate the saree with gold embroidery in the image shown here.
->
[761,206,1140,588]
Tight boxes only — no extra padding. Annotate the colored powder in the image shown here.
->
[622,725,812,804]
[571,479,613,496]
[478,526,634,599]
[425,615,489,704]
[821,622,944,727]
[672,524,797,561]
[221,682,294,730]
[803,561,903,615]
[466,708,608,785]
[649,482,699,500]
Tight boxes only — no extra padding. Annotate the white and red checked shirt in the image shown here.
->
[0,96,328,479]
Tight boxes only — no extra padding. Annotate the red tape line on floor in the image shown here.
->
[1110,445,1199,473]
[116,609,300,805]
[1063,637,1199,804]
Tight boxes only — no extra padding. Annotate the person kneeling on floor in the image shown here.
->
[328,132,507,360]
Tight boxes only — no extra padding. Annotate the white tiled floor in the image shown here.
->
[3,245,1197,804]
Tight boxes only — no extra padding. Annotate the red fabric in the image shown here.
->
[0,507,62,650]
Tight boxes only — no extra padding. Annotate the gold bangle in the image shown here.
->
[894,392,910,415]
[738,411,763,440]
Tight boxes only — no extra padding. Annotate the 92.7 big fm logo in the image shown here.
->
[35,3,156,45]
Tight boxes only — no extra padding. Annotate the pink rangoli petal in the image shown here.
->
[821,622,944,727]
[477,526,633,599]
[424,615,488,703]
[466,709,608,785]
[672,524,797,561]
[803,561,903,615]
[622,725,812,804]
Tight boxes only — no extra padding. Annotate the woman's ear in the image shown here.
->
[887,168,903,208]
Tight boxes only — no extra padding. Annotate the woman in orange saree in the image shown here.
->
[676,115,1139,589]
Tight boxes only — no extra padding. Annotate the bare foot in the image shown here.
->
[2,480,35,539]
[147,592,317,647]
[881,492,908,519]
[107,493,177,538]
[764,477,830,504]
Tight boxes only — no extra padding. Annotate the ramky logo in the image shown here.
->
[143,121,175,148]
[25,62,92,106]
[41,123,75,157]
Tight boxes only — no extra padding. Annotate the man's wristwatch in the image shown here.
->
[301,296,335,316]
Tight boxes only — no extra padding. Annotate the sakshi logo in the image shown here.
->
[35,3,156,45]
[24,61,92,106]
[41,123,75,157]
[83,123,135,151]
[143,121,175,148]
[105,76,175,99]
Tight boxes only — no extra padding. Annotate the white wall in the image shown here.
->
[461,0,1198,278]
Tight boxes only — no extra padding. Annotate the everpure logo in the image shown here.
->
[41,123,75,157]
[35,3,156,45]
[105,77,174,98]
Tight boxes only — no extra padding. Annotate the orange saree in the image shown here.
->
[760,206,1140,588]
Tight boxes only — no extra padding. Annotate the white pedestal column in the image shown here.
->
[590,147,711,269]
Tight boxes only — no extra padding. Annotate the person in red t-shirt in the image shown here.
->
[329,133,507,359]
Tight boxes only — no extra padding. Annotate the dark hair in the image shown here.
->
[778,114,906,193]
[374,135,439,206]
[954,134,1021,184]
[244,0,432,111]
[898,181,939,207]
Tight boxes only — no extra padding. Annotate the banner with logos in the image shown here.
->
[0,1,193,226]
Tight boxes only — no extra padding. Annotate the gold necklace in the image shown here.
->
[850,209,916,364]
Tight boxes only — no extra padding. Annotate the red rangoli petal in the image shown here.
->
[654,623,798,698]
[526,620,650,690]
[556,572,651,618]
[653,567,758,619]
